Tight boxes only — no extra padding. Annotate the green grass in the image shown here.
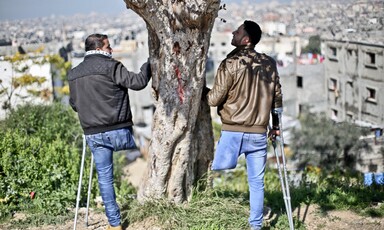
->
[123,185,249,229]
[120,163,383,230]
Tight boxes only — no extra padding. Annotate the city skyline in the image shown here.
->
[0,0,257,21]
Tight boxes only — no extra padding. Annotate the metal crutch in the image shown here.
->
[272,109,294,230]
[85,152,94,227]
[74,135,94,230]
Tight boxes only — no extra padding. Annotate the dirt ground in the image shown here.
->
[3,158,384,230]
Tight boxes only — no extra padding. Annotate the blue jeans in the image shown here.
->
[212,131,267,229]
[85,127,137,227]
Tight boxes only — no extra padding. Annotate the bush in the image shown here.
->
[0,103,90,222]
[0,103,137,226]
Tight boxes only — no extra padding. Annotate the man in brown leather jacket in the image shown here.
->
[205,20,283,230]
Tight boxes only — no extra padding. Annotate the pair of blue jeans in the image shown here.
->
[212,131,267,229]
[85,127,137,227]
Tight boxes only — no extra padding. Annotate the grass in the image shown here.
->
[1,155,383,230]
[119,161,384,230]
[123,185,249,229]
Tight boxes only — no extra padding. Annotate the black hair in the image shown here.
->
[85,34,108,51]
[243,20,262,45]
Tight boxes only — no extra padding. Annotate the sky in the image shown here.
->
[0,0,250,21]
[0,0,130,21]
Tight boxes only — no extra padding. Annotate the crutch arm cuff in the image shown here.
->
[272,107,283,114]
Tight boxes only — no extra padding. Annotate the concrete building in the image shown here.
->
[323,39,384,173]
[280,62,326,118]
[323,39,384,128]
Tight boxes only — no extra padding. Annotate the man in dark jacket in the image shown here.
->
[206,21,283,230]
[68,33,151,230]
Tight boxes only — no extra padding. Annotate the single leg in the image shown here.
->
[242,133,267,229]
[86,133,121,227]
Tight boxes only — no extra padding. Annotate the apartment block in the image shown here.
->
[324,39,384,128]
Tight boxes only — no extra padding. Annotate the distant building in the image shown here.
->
[323,39,384,173]
[208,31,233,68]
[279,62,326,118]
[323,39,384,128]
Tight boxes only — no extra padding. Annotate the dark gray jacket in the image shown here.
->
[68,54,151,135]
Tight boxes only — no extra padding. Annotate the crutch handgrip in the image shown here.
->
[272,107,283,115]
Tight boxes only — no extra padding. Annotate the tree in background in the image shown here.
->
[123,0,221,203]
[290,111,371,171]
[0,52,48,111]
[0,49,71,113]
[302,35,321,54]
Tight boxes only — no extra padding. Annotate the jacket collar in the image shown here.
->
[85,50,112,58]
[227,44,256,58]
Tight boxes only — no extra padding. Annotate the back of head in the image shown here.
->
[85,34,108,51]
[243,20,262,45]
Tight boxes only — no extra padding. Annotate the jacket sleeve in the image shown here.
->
[68,74,77,112]
[69,97,77,112]
[112,61,152,90]
[206,61,233,107]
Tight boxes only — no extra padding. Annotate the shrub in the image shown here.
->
[0,103,136,226]
[0,103,90,221]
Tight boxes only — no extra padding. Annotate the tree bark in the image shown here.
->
[123,0,219,203]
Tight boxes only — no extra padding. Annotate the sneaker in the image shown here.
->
[106,225,122,230]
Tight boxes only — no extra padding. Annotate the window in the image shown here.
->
[328,78,337,90]
[347,49,357,60]
[221,42,226,46]
[330,47,337,56]
[346,112,354,122]
[364,52,377,68]
[331,109,338,120]
[329,46,338,61]
[298,104,303,116]
[329,78,339,98]
[366,52,376,65]
[297,76,303,88]
[366,87,377,103]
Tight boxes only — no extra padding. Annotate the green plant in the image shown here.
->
[302,35,321,54]
[290,110,371,171]
[0,103,137,226]
[212,121,222,143]
[0,103,84,220]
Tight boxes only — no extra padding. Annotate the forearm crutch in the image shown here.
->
[74,135,94,230]
[272,109,294,230]
[85,152,94,227]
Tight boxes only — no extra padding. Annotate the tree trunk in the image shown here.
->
[123,0,219,203]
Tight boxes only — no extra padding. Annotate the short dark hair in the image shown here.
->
[243,20,262,45]
[85,34,108,51]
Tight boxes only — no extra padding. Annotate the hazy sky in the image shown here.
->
[0,0,247,21]
[0,0,128,21]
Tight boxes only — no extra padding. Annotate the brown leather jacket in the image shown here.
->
[207,44,283,133]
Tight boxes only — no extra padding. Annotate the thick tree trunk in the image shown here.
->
[124,0,219,203]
